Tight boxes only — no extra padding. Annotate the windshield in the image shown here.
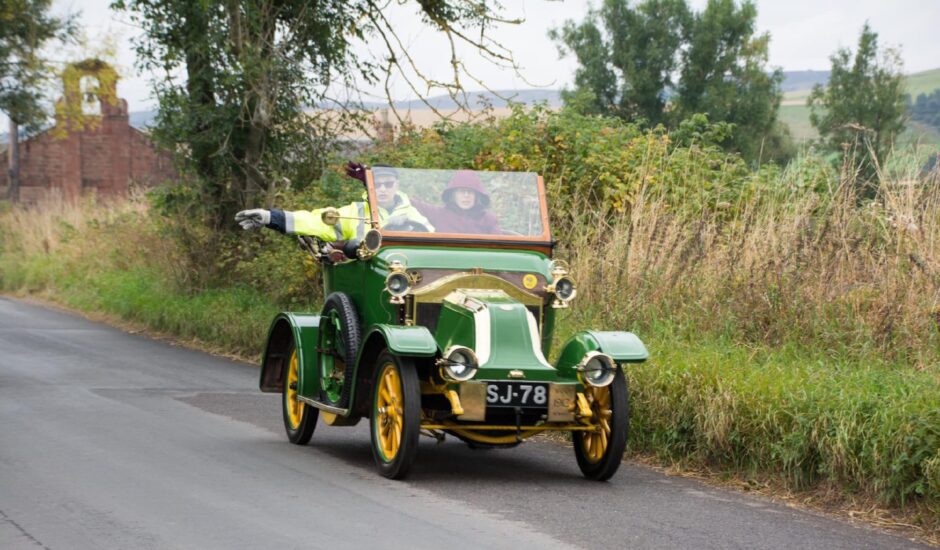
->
[368,167,548,239]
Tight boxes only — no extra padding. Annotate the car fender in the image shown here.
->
[555,330,648,378]
[363,324,439,357]
[351,324,439,415]
[259,312,321,397]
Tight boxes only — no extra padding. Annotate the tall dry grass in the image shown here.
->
[555,160,940,507]
[0,193,288,356]
[562,161,940,367]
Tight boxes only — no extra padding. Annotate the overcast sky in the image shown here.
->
[21,0,940,114]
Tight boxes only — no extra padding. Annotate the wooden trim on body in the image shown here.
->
[379,236,554,256]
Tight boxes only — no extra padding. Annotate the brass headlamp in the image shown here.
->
[385,260,412,304]
[545,260,577,308]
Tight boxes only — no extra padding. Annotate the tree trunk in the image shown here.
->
[7,118,19,203]
[228,1,275,213]
[180,2,230,228]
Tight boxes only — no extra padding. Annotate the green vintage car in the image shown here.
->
[259,167,648,480]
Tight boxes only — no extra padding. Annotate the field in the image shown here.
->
[780,67,940,147]
[778,104,816,141]
[906,67,940,99]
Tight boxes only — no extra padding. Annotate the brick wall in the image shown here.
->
[10,96,176,202]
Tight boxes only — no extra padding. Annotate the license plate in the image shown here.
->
[485,382,548,408]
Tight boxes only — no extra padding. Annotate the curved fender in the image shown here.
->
[555,330,648,379]
[349,324,439,416]
[361,324,439,357]
[259,312,321,396]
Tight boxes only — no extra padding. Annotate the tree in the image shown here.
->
[808,23,906,184]
[0,0,74,131]
[673,0,783,162]
[1,0,75,200]
[551,0,784,163]
[548,11,617,117]
[906,89,940,132]
[113,0,524,230]
[551,0,688,125]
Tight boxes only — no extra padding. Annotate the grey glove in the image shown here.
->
[235,208,271,230]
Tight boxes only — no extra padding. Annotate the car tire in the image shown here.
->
[370,351,421,479]
[319,292,361,408]
[283,341,318,445]
[573,367,629,481]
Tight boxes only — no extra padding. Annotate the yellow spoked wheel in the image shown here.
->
[286,351,304,428]
[376,364,403,460]
[579,385,613,463]
[573,367,629,481]
[282,345,317,445]
[370,351,420,479]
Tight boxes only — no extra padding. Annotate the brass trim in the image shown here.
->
[447,429,541,445]
[413,272,543,306]
[411,273,545,330]
[444,390,465,416]
[457,382,486,421]
[548,384,576,422]
[421,423,596,432]
[575,392,593,420]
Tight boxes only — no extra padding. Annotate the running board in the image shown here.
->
[298,395,349,416]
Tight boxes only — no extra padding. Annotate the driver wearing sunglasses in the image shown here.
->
[235,162,434,240]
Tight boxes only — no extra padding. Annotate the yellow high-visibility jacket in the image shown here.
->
[267,192,434,241]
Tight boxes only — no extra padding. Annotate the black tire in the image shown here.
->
[369,351,421,479]
[319,292,361,408]
[573,368,629,481]
[282,340,318,445]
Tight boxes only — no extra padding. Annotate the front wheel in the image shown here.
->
[369,351,421,479]
[283,344,318,445]
[573,368,629,481]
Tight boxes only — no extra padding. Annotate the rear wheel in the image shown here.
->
[283,344,317,445]
[573,368,629,481]
[370,351,421,479]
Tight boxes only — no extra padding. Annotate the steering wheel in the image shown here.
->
[384,219,430,233]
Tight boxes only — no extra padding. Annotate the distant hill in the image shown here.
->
[349,75,829,111]
[780,70,830,92]
[905,68,940,99]
[326,89,564,111]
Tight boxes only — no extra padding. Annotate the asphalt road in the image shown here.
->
[0,297,930,550]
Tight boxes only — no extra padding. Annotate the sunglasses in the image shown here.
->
[375,179,398,189]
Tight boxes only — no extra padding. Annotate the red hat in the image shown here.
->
[443,170,490,208]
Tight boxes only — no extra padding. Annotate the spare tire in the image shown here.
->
[318,292,361,408]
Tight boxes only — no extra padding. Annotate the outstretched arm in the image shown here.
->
[236,207,355,241]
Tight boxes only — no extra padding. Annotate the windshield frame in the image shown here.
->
[365,167,553,248]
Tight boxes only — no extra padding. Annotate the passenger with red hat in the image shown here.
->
[413,170,503,234]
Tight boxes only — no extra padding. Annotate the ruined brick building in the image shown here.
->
[4,59,175,202]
